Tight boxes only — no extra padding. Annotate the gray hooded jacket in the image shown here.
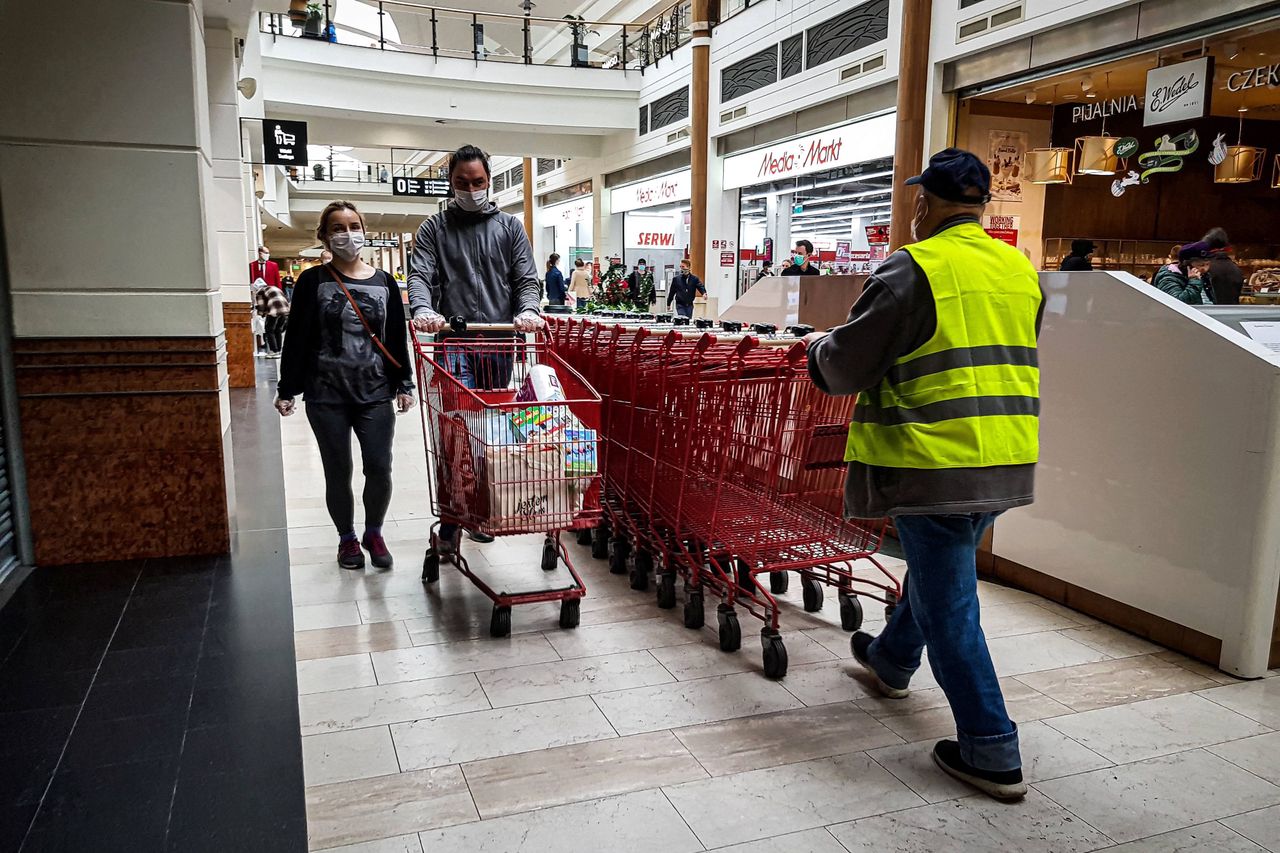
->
[407,203,541,322]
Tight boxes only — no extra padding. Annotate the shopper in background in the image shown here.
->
[781,240,821,275]
[756,260,774,281]
[806,149,1042,802]
[1154,244,1212,305]
[277,200,415,571]
[569,258,591,303]
[282,274,296,303]
[545,253,567,306]
[1058,240,1096,271]
[407,143,542,552]
[255,280,291,358]
[667,257,707,319]
[1201,227,1245,306]
[626,258,652,304]
[250,245,281,289]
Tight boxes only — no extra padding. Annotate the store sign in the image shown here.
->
[1071,95,1140,124]
[720,251,735,267]
[624,215,679,249]
[610,170,691,214]
[1144,57,1214,127]
[539,197,591,228]
[263,119,308,166]
[366,238,399,248]
[392,176,451,197]
[722,112,897,190]
[865,225,890,245]
[1227,60,1280,93]
[763,237,774,262]
[835,241,852,262]
[983,214,1019,247]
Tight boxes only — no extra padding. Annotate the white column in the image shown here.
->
[206,26,253,307]
[767,192,793,264]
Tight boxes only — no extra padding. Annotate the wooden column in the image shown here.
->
[522,157,535,241]
[889,0,933,251]
[689,1,712,277]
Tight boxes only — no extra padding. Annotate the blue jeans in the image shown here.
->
[867,512,1020,772]
[438,342,513,542]
[673,303,693,319]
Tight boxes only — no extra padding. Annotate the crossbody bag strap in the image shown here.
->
[323,264,403,370]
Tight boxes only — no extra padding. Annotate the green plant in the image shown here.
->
[306,2,322,16]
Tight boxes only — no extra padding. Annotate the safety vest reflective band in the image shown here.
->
[845,221,1042,469]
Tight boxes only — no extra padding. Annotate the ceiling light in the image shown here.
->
[1080,76,1095,93]
[1025,91,1037,105]
[236,77,257,99]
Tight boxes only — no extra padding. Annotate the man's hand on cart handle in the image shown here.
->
[396,393,416,414]
[412,310,448,333]
[802,331,829,349]
[513,310,546,333]
[275,397,296,417]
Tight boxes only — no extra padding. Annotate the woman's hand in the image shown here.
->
[514,310,545,333]
[275,397,296,417]
[396,393,416,414]
[412,311,447,333]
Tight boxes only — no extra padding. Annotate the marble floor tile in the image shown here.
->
[663,753,923,848]
[1153,650,1242,685]
[979,601,1086,638]
[701,828,848,853]
[297,653,377,695]
[828,788,1111,853]
[1198,679,1280,728]
[1034,600,1102,626]
[1044,693,1271,763]
[1036,749,1280,843]
[673,702,901,776]
[298,673,489,736]
[859,679,1071,743]
[461,730,706,818]
[649,632,836,681]
[543,616,703,659]
[369,635,561,684]
[305,765,477,850]
[1058,624,1162,658]
[296,622,414,662]
[866,720,1112,804]
[780,659,894,706]
[1102,822,1270,853]
[303,726,401,787]
[418,789,703,853]
[295,601,365,632]
[313,834,425,853]
[476,650,673,707]
[1017,654,1217,712]
[1221,804,1280,852]
[976,580,1038,606]
[593,671,804,736]
[1208,731,1280,787]
[985,630,1110,676]
[391,695,617,770]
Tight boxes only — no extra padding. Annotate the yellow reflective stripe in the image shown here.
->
[867,364,1040,408]
[845,415,1040,469]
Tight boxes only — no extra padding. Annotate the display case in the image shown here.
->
[1042,237,1280,285]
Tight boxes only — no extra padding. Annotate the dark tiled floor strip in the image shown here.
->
[0,377,306,852]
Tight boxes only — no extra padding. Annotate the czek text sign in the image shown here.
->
[392,177,452,197]
[263,120,308,166]
[1145,57,1214,127]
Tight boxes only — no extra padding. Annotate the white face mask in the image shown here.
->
[453,188,489,212]
[259,254,269,262]
[328,230,365,261]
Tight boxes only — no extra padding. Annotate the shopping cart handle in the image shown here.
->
[448,317,516,333]
[654,313,673,324]
[672,316,691,326]
[751,323,778,335]
[787,324,816,336]
[694,318,715,330]
[720,321,743,333]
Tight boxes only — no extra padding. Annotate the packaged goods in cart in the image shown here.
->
[563,427,598,474]
[516,364,566,403]
[484,444,585,527]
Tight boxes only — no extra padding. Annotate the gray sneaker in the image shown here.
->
[851,631,910,699]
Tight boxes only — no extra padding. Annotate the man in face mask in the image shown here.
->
[250,245,281,289]
[781,240,821,276]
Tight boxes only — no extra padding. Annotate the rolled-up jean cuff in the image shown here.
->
[959,723,1020,773]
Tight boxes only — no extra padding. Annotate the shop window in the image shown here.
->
[640,104,649,135]
[805,0,889,70]
[780,34,803,80]
[649,86,689,132]
[510,163,524,185]
[536,158,559,176]
[721,45,779,103]
[493,171,508,193]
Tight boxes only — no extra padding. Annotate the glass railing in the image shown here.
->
[259,2,640,71]
[283,161,447,184]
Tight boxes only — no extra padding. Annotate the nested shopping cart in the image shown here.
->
[414,324,602,637]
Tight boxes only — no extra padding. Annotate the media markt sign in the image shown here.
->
[722,113,896,190]
[1144,57,1214,127]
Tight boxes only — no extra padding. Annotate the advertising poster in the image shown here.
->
[987,130,1027,202]
[983,214,1020,247]
[835,241,852,262]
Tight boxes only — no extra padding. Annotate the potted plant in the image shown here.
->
[303,2,324,38]
[287,0,309,25]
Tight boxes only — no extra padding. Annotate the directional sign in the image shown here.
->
[392,176,452,198]
[366,238,399,248]
[263,120,308,166]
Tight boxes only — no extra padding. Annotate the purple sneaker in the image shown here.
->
[362,533,394,569]
[337,539,365,570]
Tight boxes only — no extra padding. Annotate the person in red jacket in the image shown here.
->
[249,246,281,288]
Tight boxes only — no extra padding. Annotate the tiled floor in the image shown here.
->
[281,406,1280,853]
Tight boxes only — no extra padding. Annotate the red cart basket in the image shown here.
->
[414,326,602,637]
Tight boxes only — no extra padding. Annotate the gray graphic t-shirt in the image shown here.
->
[304,271,394,404]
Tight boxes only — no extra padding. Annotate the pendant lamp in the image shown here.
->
[1216,110,1267,184]
[1074,72,1121,177]
[1027,85,1074,184]
[1271,153,1280,190]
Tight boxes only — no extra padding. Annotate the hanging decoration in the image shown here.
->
[1271,154,1280,190]
[1108,130,1197,197]
[1214,109,1267,184]
[1027,85,1074,185]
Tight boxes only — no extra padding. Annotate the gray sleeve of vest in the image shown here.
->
[806,250,934,397]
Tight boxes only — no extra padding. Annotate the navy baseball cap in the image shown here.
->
[906,148,992,205]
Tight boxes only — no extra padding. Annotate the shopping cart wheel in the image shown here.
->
[735,560,754,594]
[559,598,581,629]
[421,552,440,584]
[656,571,677,609]
[769,571,789,594]
[591,526,609,559]
[761,631,788,680]
[629,553,650,592]
[717,606,742,652]
[839,593,864,632]
[608,537,630,575]
[884,588,899,620]
[576,528,593,547]
[801,576,824,612]
[490,606,512,638]
[541,539,558,572]
[683,590,705,629]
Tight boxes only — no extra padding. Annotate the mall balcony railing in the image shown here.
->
[282,161,447,184]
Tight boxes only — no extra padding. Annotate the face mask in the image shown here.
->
[639,265,646,272]
[793,254,805,266]
[259,254,269,262]
[911,197,929,242]
[328,230,365,261]
[453,188,488,212]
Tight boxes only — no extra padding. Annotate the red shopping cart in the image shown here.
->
[414,323,602,638]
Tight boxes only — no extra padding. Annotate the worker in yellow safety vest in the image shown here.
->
[805,148,1043,802]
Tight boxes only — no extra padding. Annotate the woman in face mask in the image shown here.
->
[276,200,417,571]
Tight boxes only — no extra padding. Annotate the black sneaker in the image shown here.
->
[932,740,1027,801]
[850,631,910,699]
[337,539,365,570]
[466,530,495,544]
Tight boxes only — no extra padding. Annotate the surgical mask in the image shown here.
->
[259,253,269,262]
[453,188,488,212]
[328,230,365,261]
[793,254,805,266]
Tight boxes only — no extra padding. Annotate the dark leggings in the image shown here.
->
[305,401,395,536]
[265,314,287,353]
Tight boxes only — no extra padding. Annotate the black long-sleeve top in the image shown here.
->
[277,265,413,403]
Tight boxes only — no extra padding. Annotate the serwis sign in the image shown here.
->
[1144,57,1214,127]
[722,113,896,190]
